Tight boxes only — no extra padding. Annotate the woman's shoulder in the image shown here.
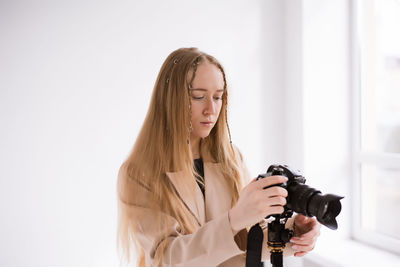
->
[231,144,252,182]
[117,161,135,187]
[231,143,245,162]
[117,161,152,206]
[203,143,244,163]
[117,161,129,180]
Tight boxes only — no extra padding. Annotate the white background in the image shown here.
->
[0,0,399,266]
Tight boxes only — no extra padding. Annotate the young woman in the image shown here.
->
[117,47,320,267]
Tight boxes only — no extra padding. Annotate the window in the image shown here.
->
[353,0,400,254]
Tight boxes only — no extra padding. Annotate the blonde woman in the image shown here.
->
[117,48,320,267]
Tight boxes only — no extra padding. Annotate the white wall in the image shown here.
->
[0,1,287,266]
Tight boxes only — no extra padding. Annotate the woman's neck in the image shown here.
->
[190,137,201,159]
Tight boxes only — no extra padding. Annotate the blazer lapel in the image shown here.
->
[165,162,233,225]
[165,171,206,226]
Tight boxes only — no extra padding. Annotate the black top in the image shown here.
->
[193,158,205,198]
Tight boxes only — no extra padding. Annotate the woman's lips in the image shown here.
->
[201,122,214,127]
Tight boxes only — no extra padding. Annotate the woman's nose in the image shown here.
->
[204,97,216,115]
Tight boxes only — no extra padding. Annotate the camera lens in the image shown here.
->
[287,183,343,230]
[307,193,343,230]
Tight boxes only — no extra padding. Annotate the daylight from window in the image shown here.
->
[358,0,400,248]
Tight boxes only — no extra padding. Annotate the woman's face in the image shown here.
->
[188,62,225,142]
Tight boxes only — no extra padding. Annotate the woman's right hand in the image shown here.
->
[228,175,288,235]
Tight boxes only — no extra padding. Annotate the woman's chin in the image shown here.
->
[191,131,211,140]
[200,130,213,139]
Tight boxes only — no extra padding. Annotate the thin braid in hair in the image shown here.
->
[188,56,201,85]
[187,56,202,144]
[218,64,233,147]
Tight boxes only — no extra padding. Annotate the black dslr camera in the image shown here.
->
[256,164,343,267]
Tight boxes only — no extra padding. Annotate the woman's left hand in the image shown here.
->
[289,214,321,257]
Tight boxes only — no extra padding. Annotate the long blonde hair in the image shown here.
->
[117,47,244,266]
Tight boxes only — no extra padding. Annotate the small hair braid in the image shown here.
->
[166,58,180,84]
[187,56,201,144]
[187,102,193,144]
[218,65,233,146]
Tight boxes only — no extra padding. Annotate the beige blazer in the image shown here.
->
[118,160,294,267]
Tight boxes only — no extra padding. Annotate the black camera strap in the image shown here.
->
[246,223,263,267]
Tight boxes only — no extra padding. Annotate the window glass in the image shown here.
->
[360,0,400,153]
[361,164,400,239]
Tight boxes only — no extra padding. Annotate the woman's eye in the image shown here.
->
[191,94,223,100]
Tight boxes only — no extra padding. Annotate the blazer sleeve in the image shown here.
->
[117,164,246,267]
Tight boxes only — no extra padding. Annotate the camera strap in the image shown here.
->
[245,223,263,267]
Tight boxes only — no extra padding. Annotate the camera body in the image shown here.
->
[258,164,304,219]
